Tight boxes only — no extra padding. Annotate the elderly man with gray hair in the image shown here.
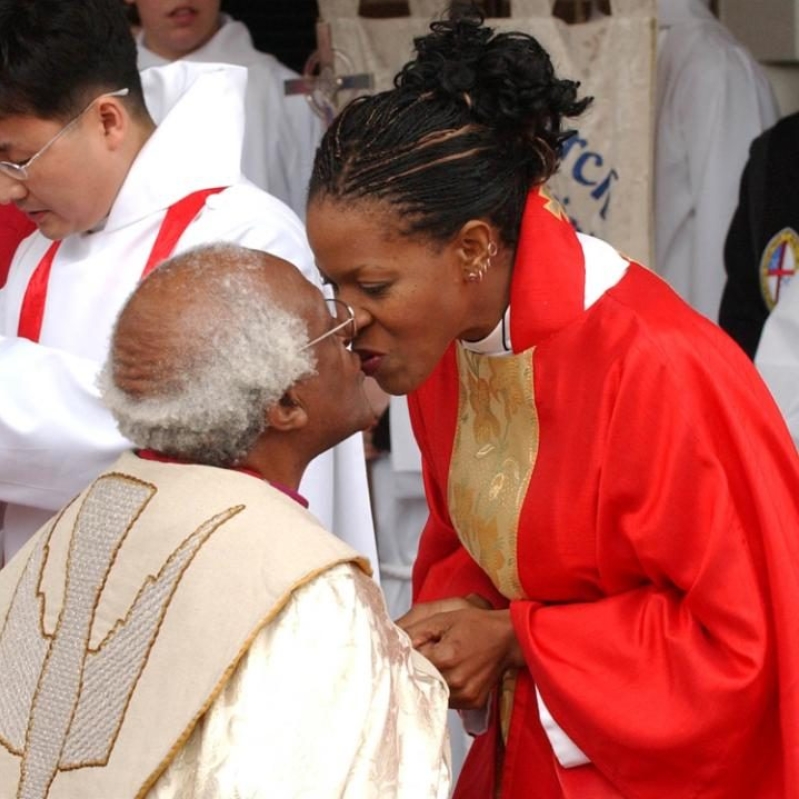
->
[0,243,451,799]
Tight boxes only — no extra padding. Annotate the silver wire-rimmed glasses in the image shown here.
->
[301,298,357,350]
[0,88,130,181]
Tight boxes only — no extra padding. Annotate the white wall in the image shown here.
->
[720,0,799,116]
[764,63,799,116]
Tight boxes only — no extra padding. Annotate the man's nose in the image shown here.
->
[0,174,28,205]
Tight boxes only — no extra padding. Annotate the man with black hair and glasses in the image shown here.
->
[0,0,377,570]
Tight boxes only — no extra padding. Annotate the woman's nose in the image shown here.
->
[333,288,371,332]
[351,303,372,333]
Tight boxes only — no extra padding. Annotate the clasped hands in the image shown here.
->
[396,595,525,709]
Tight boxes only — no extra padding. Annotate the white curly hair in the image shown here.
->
[99,243,317,467]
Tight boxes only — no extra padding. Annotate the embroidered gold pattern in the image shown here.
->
[0,473,240,799]
[538,184,569,222]
[499,672,518,745]
[448,346,539,600]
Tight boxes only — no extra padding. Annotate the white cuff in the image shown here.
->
[460,704,491,736]
[536,688,591,768]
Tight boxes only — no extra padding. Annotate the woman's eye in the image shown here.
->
[360,283,389,297]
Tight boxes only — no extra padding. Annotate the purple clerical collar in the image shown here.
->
[135,449,309,508]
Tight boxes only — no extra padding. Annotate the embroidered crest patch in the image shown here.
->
[760,227,799,310]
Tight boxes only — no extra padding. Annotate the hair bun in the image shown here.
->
[397,12,490,102]
[396,5,590,146]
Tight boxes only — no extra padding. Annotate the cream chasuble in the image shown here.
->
[0,453,450,798]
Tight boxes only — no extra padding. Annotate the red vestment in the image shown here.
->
[409,188,799,798]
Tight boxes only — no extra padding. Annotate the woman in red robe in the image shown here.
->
[305,9,799,798]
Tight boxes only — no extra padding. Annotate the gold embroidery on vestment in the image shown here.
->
[0,472,241,799]
[538,184,569,223]
[500,671,518,744]
[448,346,539,601]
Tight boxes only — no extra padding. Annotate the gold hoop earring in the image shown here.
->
[465,241,498,283]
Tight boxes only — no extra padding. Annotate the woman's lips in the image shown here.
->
[358,351,384,377]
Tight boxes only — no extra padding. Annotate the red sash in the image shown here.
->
[0,206,36,290]
[17,188,225,342]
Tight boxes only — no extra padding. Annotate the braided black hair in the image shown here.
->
[309,5,591,247]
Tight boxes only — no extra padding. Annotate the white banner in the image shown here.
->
[317,0,656,264]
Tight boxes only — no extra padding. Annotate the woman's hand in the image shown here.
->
[397,602,525,709]
[396,596,478,628]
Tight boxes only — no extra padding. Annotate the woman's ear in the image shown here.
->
[266,389,309,432]
[456,220,496,283]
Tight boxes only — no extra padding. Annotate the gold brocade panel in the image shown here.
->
[448,345,540,602]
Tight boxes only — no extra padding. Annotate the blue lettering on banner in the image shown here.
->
[553,135,619,236]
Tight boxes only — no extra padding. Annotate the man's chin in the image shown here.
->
[351,408,382,439]
[37,230,65,242]
[30,216,70,241]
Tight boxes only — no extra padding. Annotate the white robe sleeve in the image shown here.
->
[149,563,451,799]
[755,276,799,449]
[0,335,127,511]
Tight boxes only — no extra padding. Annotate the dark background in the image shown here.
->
[184,1,722,75]
[221,0,320,74]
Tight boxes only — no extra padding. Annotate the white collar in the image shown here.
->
[459,307,512,355]
[105,61,247,231]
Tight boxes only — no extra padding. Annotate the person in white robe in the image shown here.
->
[128,0,324,219]
[0,242,451,799]
[654,0,778,320]
[0,0,375,570]
[754,273,799,449]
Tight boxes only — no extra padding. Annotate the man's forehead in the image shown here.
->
[0,113,60,154]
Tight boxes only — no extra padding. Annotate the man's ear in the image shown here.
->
[96,95,129,151]
[266,389,309,432]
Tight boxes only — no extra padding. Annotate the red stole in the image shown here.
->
[17,188,225,342]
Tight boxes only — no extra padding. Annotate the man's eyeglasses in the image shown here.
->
[0,88,130,181]
[301,298,357,350]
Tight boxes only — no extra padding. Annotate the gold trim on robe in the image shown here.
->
[449,345,540,748]
[448,345,539,602]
